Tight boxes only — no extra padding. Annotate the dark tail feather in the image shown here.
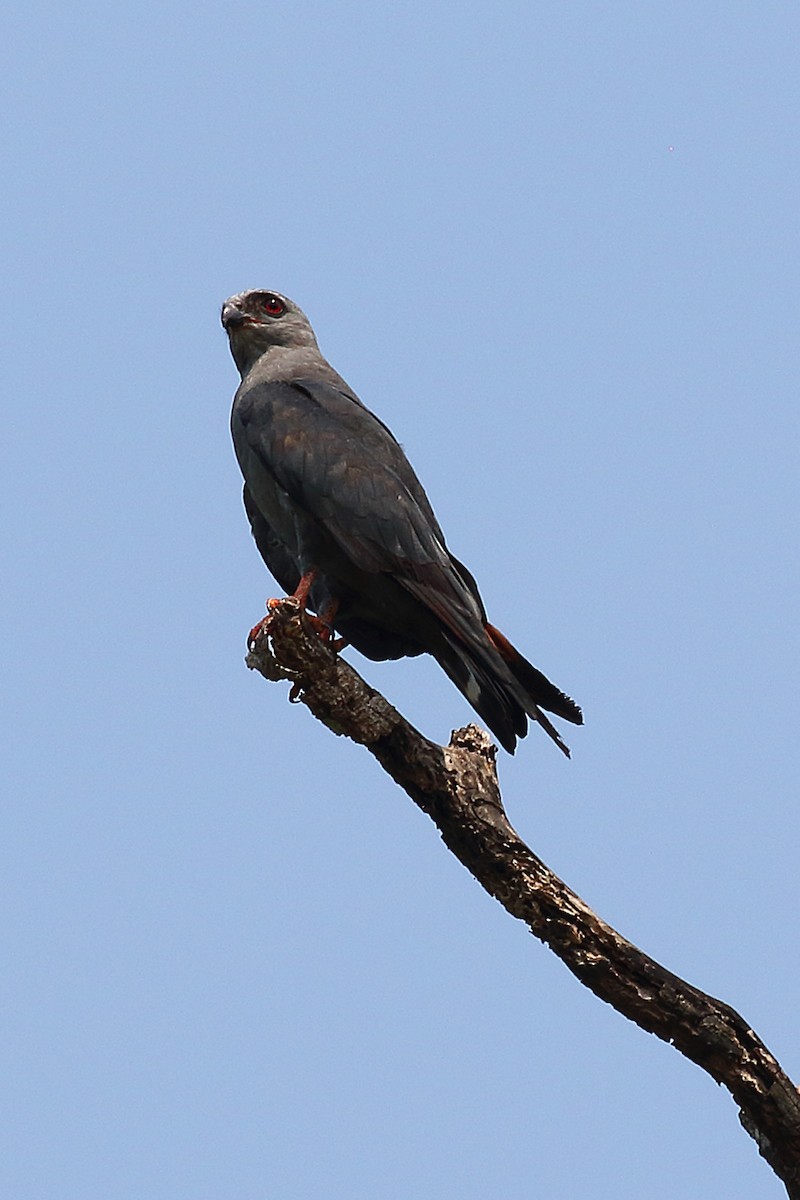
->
[485,623,583,726]
[435,634,527,754]
[437,633,575,757]
[431,624,582,757]
[529,707,573,758]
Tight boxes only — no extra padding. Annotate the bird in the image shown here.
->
[222,288,582,755]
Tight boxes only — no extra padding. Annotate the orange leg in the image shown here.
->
[293,569,318,610]
[267,568,318,615]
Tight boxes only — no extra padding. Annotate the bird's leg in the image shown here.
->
[264,568,318,616]
[292,569,318,610]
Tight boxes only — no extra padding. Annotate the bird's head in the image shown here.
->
[221,289,319,377]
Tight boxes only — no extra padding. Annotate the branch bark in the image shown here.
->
[246,598,800,1197]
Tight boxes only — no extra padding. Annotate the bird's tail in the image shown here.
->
[485,623,583,725]
[435,624,582,757]
[435,633,526,754]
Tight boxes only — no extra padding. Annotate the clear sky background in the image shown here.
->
[2,3,798,1197]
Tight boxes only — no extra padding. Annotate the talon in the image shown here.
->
[247,614,272,650]
[288,681,304,703]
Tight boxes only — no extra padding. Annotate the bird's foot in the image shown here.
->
[304,613,338,644]
[304,597,342,648]
[253,587,312,646]
[248,588,343,655]
[248,595,297,649]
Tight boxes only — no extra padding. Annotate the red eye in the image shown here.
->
[262,294,286,317]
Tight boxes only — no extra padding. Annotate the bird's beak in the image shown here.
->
[221,300,249,331]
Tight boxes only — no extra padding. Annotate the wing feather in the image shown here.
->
[233,378,464,582]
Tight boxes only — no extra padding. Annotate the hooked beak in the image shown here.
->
[221,299,251,331]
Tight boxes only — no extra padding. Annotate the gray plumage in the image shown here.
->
[223,288,582,755]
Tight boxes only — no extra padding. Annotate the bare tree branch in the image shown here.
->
[246,598,800,1198]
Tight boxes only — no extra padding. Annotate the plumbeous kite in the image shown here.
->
[222,289,582,755]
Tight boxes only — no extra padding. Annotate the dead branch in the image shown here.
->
[245,598,800,1197]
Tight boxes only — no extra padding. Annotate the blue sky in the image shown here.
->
[3,3,798,1196]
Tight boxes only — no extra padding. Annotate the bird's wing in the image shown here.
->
[234,378,468,585]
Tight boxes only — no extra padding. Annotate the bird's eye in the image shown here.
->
[262,295,286,317]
